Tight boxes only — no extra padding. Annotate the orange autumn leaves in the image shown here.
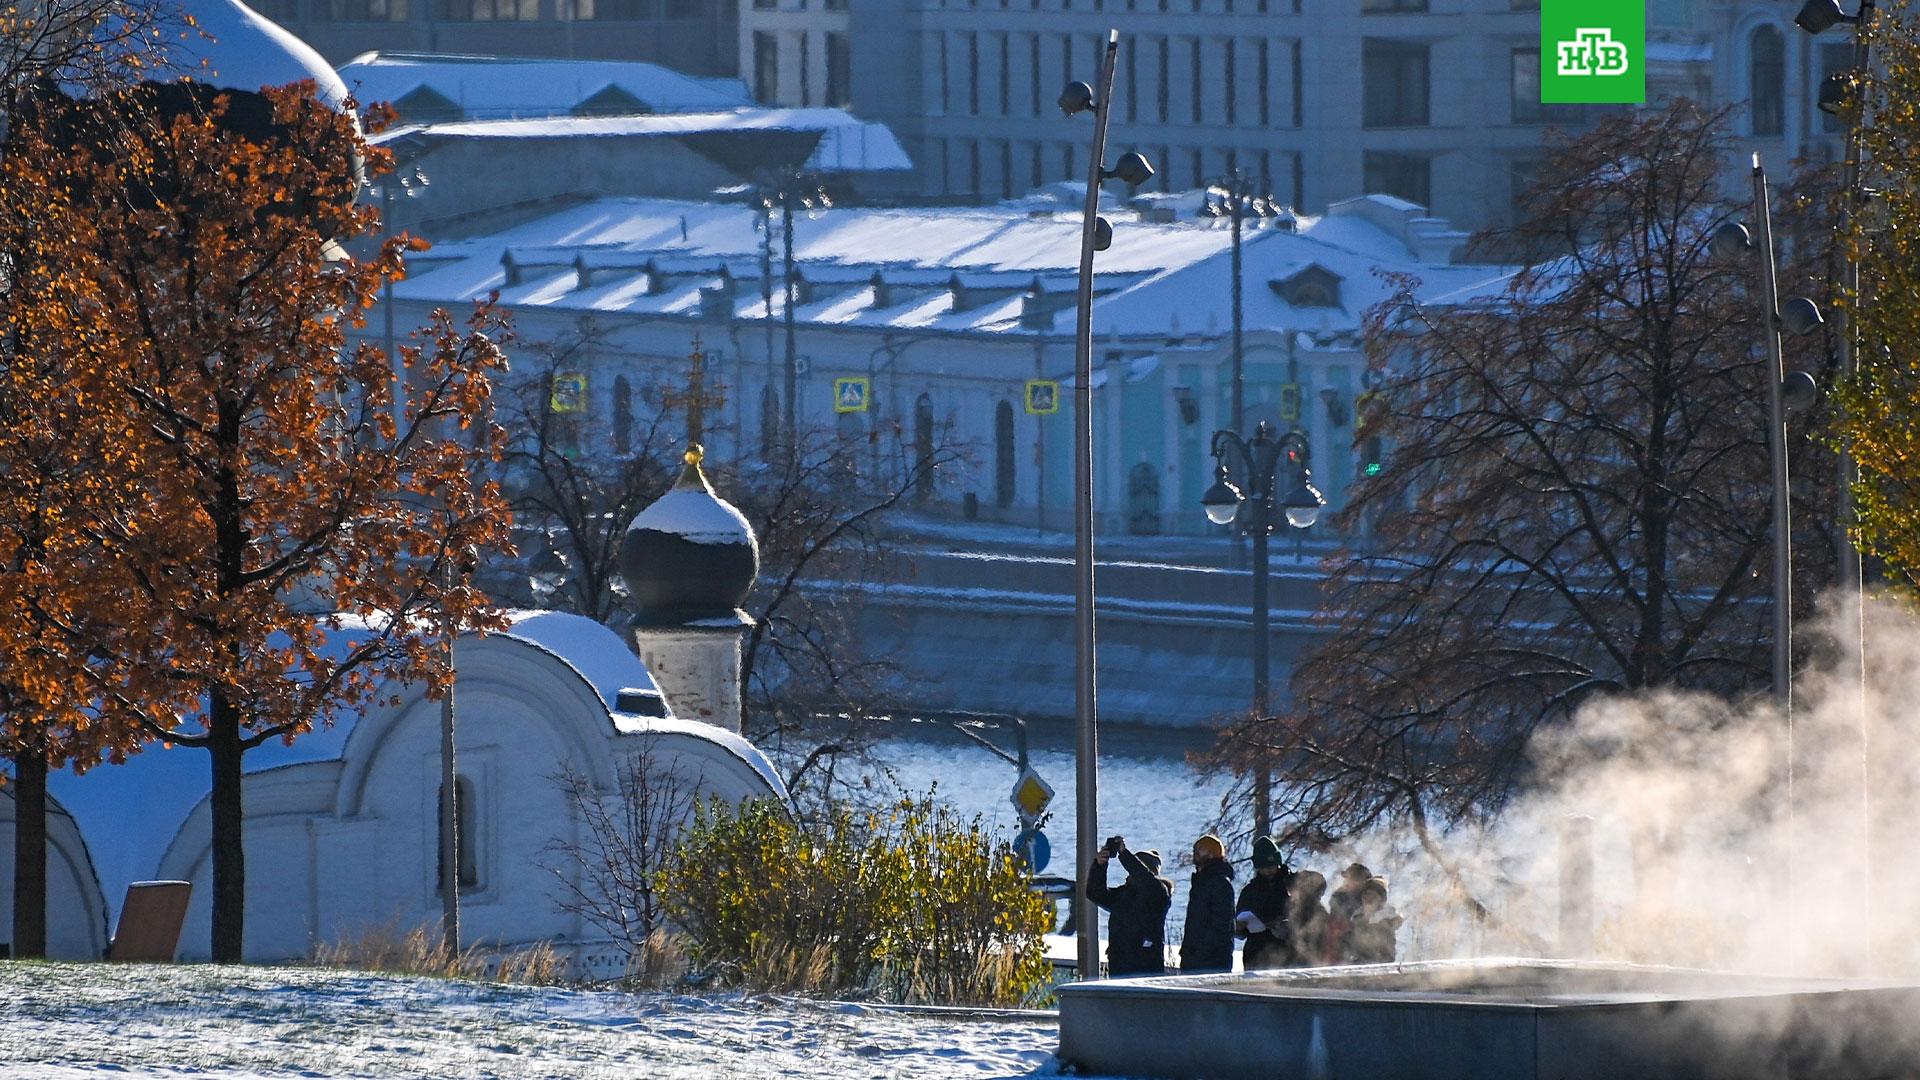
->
[0,80,514,772]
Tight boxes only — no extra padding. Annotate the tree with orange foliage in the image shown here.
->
[15,78,514,962]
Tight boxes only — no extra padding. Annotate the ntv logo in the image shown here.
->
[1556,27,1630,77]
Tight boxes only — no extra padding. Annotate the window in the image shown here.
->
[1363,151,1430,208]
[1362,0,1425,9]
[1156,37,1170,122]
[826,33,851,107]
[1030,141,1045,189]
[436,776,479,894]
[754,32,779,103]
[439,0,533,19]
[1190,38,1203,124]
[663,0,700,15]
[940,33,951,113]
[999,140,1013,198]
[914,394,936,501]
[995,401,1016,508]
[968,140,981,195]
[967,32,980,115]
[1291,151,1303,207]
[1510,48,1579,124]
[1031,35,1042,118]
[1290,39,1302,127]
[800,31,812,107]
[754,0,775,8]
[1223,39,1236,126]
[1750,26,1785,136]
[581,0,657,17]
[323,0,406,18]
[1820,42,1851,134]
[999,33,1011,116]
[1258,39,1270,127]
[1125,38,1138,123]
[1362,38,1429,127]
[761,385,781,461]
[613,375,633,455]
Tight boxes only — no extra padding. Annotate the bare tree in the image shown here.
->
[543,740,700,974]
[1207,103,1836,904]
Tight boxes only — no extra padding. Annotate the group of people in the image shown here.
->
[1083,833,1403,976]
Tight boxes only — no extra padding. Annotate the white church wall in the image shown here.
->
[0,792,109,960]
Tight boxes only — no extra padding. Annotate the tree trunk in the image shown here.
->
[11,739,47,959]
[208,693,246,963]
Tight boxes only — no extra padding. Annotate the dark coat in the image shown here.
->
[1087,847,1173,976]
[1235,871,1291,970]
[1180,858,1236,972]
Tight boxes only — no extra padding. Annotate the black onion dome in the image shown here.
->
[621,447,759,628]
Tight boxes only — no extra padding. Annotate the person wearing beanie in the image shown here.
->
[1234,835,1292,970]
[1343,877,1403,964]
[1179,833,1236,973]
[1087,835,1174,976]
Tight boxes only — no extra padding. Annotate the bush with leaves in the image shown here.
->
[658,795,1051,1006]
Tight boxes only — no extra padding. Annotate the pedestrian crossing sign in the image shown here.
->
[1026,379,1060,415]
[834,377,870,413]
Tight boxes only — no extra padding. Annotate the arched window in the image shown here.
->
[1750,26,1785,136]
[612,375,633,456]
[994,400,1016,508]
[914,393,935,501]
[760,384,780,462]
[436,775,479,893]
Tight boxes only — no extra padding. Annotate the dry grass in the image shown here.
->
[313,921,563,986]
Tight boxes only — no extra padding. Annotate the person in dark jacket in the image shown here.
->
[1234,835,1291,970]
[1180,833,1235,973]
[1287,869,1332,967]
[1086,835,1173,976]
[1325,862,1373,964]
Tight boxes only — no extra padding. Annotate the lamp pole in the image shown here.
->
[1060,32,1155,980]
[1202,422,1323,841]
[1069,30,1118,984]
[439,556,462,955]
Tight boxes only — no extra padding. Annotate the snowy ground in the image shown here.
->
[0,962,1075,1079]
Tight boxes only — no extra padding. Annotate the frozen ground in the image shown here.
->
[0,962,1072,1079]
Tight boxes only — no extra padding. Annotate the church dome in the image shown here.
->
[620,447,758,628]
[170,0,350,107]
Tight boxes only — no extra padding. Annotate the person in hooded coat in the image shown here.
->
[1087,836,1173,976]
[1180,833,1235,973]
[1234,835,1292,970]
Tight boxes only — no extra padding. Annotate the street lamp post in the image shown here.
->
[1712,157,1824,971]
[1200,422,1324,841]
[1059,31,1154,981]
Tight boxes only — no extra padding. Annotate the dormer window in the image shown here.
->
[1270,264,1343,309]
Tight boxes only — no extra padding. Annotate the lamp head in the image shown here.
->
[1781,295,1825,336]
[1110,151,1156,188]
[1201,465,1244,526]
[1711,221,1753,263]
[1093,215,1114,252]
[1795,0,1857,34]
[1281,471,1326,530]
[1059,81,1096,116]
[1782,370,1821,413]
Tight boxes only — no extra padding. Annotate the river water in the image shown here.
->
[849,717,1238,946]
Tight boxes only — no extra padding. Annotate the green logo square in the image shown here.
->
[1541,0,1645,104]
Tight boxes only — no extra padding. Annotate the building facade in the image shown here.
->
[375,189,1510,538]
[249,0,739,74]
[743,0,1849,231]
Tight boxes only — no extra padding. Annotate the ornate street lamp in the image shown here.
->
[1201,421,1324,840]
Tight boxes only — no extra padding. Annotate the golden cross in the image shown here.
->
[661,333,728,447]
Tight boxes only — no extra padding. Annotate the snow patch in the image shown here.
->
[627,487,753,546]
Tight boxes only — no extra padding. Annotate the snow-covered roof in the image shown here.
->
[48,609,783,924]
[375,109,912,174]
[168,0,350,106]
[390,193,1514,340]
[338,51,750,119]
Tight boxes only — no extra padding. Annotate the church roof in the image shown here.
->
[169,0,351,107]
[49,609,782,926]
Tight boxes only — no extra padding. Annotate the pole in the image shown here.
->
[1072,28,1119,983]
[1836,0,1875,961]
[1250,472,1272,840]
[1230,178,1245,434]
[1750,155,1794,970]
[761,200,776,451]
[439,563,461,954]
[782,195,799,457]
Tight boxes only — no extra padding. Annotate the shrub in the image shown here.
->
[659,794,1052,1006]
[313,921,563,986]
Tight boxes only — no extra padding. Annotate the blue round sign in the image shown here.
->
[1013,828,1051,873]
